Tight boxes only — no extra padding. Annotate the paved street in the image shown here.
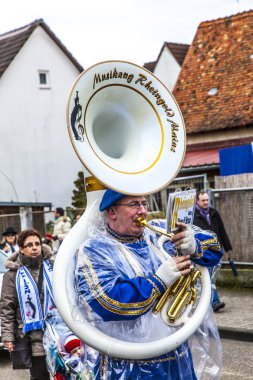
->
[0,287,252,379]
[0,350,29,379]
[214,287,253,334]
[221,339,253,380]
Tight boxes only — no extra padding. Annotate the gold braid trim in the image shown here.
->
[195,238,221,258]
[85,256,158,309]
[82,265,158,316]
[193,239,204,258]
[152,274,166,291]
[146,278,161,295]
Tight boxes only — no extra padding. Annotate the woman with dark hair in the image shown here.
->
[0,229,54,380]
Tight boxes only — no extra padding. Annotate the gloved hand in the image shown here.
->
[155,258,181,287]
[172,222,196,256]
[156,255,192,286]
[181,226,196,255]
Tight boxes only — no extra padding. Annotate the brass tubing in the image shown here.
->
[170,274,189,295]
[137,216,201,323]
[168,291,191,323]
[172,275,192,301]
[136,217,173,239]
[153,273,190,314]
[189,286,197,306]
[153,286,172,314]
[191,270,201,283]
[167,275,192,320]
[85,176,106,192]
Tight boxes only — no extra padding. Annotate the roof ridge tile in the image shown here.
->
[0,19,83,77]
[199,9,253,28]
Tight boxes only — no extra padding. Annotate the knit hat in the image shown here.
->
[99,189,125,211]
[64,334,81,354]
[46,233,53,241]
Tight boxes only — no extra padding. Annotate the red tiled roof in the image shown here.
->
[173,11,253,134]
[183,148,219,168]
[143,61,156,72]
[0,19,83,78]
[165,43,189,66]
[143,42,189,72]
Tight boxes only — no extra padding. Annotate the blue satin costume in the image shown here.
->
[76,220,223,380]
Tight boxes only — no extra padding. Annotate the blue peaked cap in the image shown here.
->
[99,189,125,211]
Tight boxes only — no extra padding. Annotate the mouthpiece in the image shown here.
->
[136,217,173,239]
[136,217,147,227]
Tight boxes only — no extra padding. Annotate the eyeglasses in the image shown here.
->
[6,234,15,237]
[114,201,149,210]
[23,242,41,249]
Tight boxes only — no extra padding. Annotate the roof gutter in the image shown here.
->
[180,164,220,174]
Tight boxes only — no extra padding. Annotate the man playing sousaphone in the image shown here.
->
[76,188,223,379]
[53,60,224,379]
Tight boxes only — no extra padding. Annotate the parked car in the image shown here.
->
[0,249,8,349]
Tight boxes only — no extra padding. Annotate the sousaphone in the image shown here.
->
[53,60,210,359]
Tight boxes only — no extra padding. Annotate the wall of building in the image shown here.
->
[0,26,83,212]
[154,47,181,91]
[0,206,21,236]
[187,127,253,146]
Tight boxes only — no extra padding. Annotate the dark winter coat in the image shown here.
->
[0,245,54,356]
[193,207,232,252]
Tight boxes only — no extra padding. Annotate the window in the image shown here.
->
[39,73,47,84]
[38,70,50,89]
[207,87,218,96]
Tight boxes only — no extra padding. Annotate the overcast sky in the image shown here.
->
[0,0,252,69]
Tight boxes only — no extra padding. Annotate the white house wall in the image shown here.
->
[0,26,83,209]
[154,47,181,91]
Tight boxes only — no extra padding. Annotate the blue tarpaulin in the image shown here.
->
[219,144,253,176]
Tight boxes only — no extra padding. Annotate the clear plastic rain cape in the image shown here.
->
[43,311,97,379]
[66,200,222,380]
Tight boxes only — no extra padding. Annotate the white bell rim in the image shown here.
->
[66,60,186,195]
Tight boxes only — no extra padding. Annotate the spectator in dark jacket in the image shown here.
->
[0,229,54,380]
[193,190,233,312]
